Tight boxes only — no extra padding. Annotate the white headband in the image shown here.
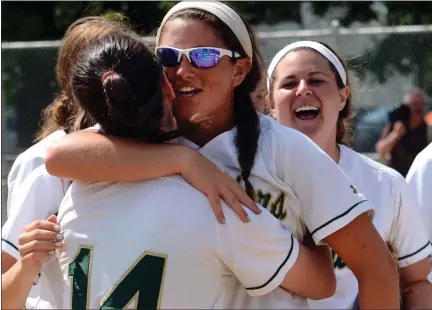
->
[266,41,347,90]
[156,1,253,60]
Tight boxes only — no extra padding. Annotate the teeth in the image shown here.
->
[295,105,319,112]
[179,87,197,92]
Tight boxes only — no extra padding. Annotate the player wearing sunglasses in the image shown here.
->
[46,1,399,308]
[156,46,241,68]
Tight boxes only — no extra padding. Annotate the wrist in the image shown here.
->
[389,131,403,141]
[16,259,41,281]
[176,145,200,176]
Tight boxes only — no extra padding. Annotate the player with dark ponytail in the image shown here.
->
[46,3,398,308]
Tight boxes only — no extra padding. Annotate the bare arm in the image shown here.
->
[399,257,432,309]
[45,130,193,182]
[376,123,405,159]
[325,213,400,309]
[2,216,62,309]
[46,130,260,223]
[281,242,336,300]
[2,255,36,309]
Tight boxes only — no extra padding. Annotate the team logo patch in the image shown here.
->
[350,184,359,194]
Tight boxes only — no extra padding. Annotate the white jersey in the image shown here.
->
[2,165,70,309]
[406,143,432,283]
[6,130,68,217]
[2,130,70,309]
[406,143,432,242]
[309,145,432,309]
[51,177,299,309]
[177,114,374,308]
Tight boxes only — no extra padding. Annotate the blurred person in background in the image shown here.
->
[376,89,430,177]
[266,40,432,309]
[250,74,268,113]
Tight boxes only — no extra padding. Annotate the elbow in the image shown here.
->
[45,144,66,177]
[357,253,399,288]
[310,271,337,300]
[323,273,337,299]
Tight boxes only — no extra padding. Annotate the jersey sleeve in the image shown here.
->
[280,129,374,245]
[6,130,67,217]
[216,205,300,297]
[2,165,67,260]
[391,176,432,268]
[7,153,45,217]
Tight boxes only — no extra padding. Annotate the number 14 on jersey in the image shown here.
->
[68,246,167,309]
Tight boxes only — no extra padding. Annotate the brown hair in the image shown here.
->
[35,15,130,141]
[161,4,264,201]
[268,41,353,145]
[71,31,181,142]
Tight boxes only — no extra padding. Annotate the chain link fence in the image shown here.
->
[2,24,432,224]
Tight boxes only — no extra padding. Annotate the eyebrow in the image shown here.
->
[281,71,329,80]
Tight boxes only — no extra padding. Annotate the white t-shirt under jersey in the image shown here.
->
[178,114,374,309]
[49,177,299,309]
[309,145,432,309]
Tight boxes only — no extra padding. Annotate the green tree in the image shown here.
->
[314,2,432,94]
[2,1,432,148]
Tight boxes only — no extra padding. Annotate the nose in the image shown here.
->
[295,79,312,97]
[175,55,195,80]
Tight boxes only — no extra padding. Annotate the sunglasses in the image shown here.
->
[156,46,242,69]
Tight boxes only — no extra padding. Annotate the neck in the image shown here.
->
[314,132,340,163]
[180,111,235,148]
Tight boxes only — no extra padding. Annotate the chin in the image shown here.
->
[296,124,320,140]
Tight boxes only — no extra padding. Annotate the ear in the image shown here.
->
[265,94,273,110]
[232,58,251,88]
[339,85,350,111]
[265,94,276,118]
[162,73,175,101]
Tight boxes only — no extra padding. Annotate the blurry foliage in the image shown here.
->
[2,1,432,146]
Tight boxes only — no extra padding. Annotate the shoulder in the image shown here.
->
[341,145,403,180]
[413,143,432,166]
[8,130,67,187]
[9,130,65,173]
[339,145,408,202]
[407,143,432,181]
[14,130,67,164]
[258,114,317,152]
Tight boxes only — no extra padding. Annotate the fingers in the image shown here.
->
[19,229,63,246]
[19,240,63,257]
[227,179,261,214]
[207,195,226,225]
[23,219,60,234]
[220,190,250,223]
[46,214,58,224]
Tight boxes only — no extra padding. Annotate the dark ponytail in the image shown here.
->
[72,31,180,143]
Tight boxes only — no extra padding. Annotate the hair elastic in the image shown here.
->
[101,71,117,84]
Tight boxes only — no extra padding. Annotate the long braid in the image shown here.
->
[234,86,260,201]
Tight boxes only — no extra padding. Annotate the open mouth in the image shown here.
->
[294,105,320,120]
[177,86,202,97]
